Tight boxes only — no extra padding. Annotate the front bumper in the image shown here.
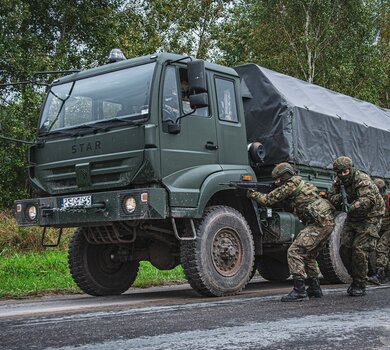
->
[14,188,168,227]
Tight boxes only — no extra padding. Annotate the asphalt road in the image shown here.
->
[0,279,389,350]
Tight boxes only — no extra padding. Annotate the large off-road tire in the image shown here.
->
[257,255,290,282]
[68,228,139,296]
[317,212,352,284]
[180,206,254,297]
[249,257,260,281]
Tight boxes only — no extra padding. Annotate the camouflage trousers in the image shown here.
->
[288,221,335,278]
[340,218,382,288]
[376,229,390,270]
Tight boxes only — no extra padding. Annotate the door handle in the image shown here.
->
[205,141,218,150]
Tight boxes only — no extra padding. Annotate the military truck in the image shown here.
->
[13,52,390,297]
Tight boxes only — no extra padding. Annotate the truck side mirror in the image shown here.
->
[189,93,208,109]
[188,60,207,94]
[167,123,181,134]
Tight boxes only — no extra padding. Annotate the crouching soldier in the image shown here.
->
[368,178,390,285]
[247,162,335,302]
[329,156,385,296]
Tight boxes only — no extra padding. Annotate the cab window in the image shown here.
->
[215,77,238,122]
[162,66,180,123]
[162,66,209,123]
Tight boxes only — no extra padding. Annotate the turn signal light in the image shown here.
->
[241,175,252,181]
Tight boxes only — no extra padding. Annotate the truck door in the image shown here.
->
[213,75,248,166]
[160,65,220,207]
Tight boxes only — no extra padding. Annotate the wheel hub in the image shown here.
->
[212,228,243,277]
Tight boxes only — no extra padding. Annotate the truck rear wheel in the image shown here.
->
[317,212,352,284]
[68,228,139,296]
[257,255,290,281]
[180,206,254,297]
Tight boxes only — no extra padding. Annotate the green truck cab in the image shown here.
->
[14,52,390,296]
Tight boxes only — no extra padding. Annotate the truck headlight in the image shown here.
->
[26,205,37,221]
[123,196,136,214]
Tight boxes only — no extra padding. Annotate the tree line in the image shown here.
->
[0,0,389,208]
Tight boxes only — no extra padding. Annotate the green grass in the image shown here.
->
[0,250,185,299]
[133,261,185,288]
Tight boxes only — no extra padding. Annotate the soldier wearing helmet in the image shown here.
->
[248,162,336,302]
[368,178,390,285]
[329,156,385,296]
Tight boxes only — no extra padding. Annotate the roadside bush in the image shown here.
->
[0,210,72,256]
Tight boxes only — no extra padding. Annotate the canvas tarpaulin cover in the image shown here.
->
[234,64,390,178]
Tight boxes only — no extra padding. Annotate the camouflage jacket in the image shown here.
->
[250,175,335,226]
[329,170,385,220]
[380,193,390,232]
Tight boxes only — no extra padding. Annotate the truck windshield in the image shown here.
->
[39,63,155,134]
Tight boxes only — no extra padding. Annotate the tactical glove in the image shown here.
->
[247,191,267,206]
[246,189,256,198]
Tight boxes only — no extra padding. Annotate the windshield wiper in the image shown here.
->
[94,116,148,127]
[38,129,78,138]
[71,123,109,133]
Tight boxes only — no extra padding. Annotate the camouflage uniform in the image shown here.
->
[329,159,385,292]
[370,179,390,283]
[249,163,335,302]
[250,176,335,279]
[376,194,390,272]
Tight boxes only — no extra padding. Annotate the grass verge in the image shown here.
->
[0,250,186,299]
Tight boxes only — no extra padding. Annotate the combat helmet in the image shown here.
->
[373,178,386,194]
[333,156,353,172]
[333,156,353,184]
[272,163,296,182]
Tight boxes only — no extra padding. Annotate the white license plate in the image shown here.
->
[61,195,92,208]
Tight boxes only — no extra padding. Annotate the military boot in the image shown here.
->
[368,268,385,285]
[281,277,309,302]
[347,281,366,297]
[306,277,323,298]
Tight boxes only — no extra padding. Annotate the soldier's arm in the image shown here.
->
[350,180,375,212]
[249,181,296,207]
[248,178,299,206]
[328,181,342,207]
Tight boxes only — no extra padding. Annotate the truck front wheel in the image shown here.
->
[180,206,254,297]
[68,228,139,296]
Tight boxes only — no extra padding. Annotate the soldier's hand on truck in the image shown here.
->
[246,189,256,198]
[247,190,268,206]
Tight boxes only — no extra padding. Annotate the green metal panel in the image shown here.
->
[30,126,146,195]
[14,187,168,227]
[263,211,304,243]
[163,164,222,207]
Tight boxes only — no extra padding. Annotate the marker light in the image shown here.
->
[107,48,126,63]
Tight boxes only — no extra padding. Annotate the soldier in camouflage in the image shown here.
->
[368,178,390,285]
[329,156,385,296]
[247,162,335,302]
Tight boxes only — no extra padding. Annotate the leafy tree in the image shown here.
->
[0,0,135,207]
[138,0,232,59]
[218,0,389,106]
